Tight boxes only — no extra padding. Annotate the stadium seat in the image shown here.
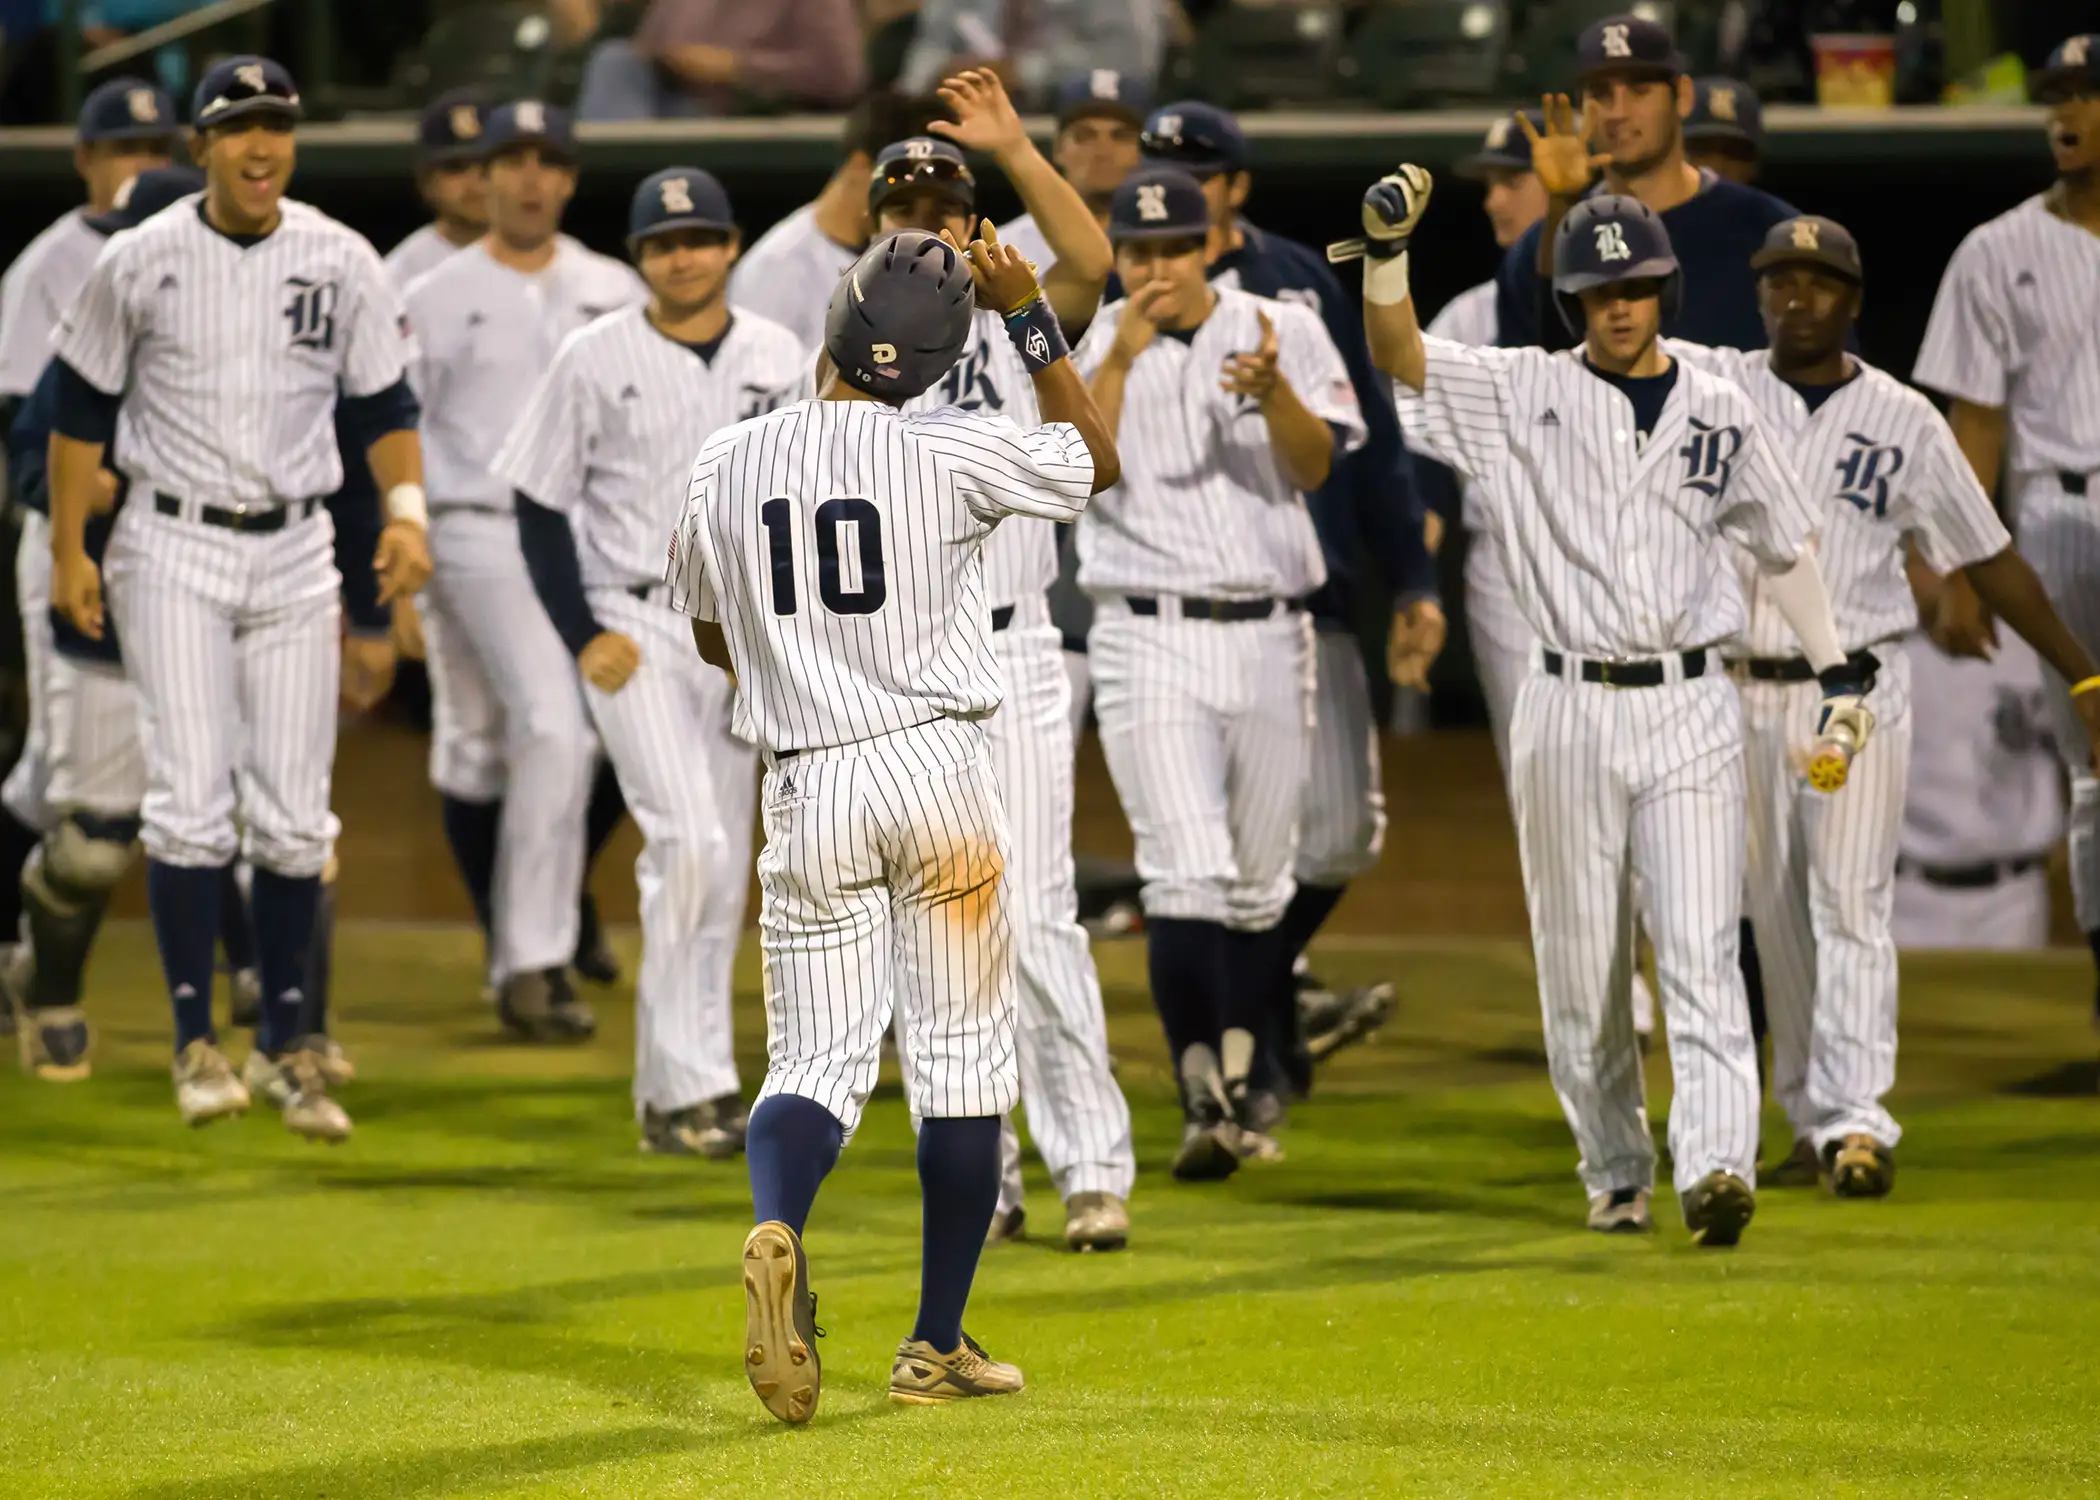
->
[1168,0,1349,111]
[1344,0,1513,109]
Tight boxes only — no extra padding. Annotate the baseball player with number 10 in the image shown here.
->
[670,227,1117,1422]
[1361,166,1868,1244]
[48,56,432,1135]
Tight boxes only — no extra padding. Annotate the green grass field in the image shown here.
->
[4,926,2100,1498]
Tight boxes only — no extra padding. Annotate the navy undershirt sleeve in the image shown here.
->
[515,491,604,657]
[336,376,420,439]
[50,358,120,446]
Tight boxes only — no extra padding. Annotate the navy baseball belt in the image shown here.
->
[1725,646,1882,683]
[1124,594,1304,622]
[156,492,321,534]
[624,582,670,605]
[1895,854,2044,890]
[990,605,1015,631]
[2060,470,2090,497]
[1541,648,1708,688]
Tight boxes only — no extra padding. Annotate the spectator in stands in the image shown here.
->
[899,0,1165,108]
[571,0,866,120]
[1683,76,1764,184]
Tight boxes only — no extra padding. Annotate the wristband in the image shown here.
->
[384,482,428,528]
[2071,675,2100,699]
[1003,297,1070,376]
[1364,247,1411,306]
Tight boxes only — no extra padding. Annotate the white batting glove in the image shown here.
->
[1361,164,1433,248]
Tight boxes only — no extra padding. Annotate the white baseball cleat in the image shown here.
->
[173,1039,250,1126]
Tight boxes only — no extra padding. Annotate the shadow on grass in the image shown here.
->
[121,1424,711,1500]
[2000,1060,2100,1097]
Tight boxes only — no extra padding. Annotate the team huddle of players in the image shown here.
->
[1,16,2098,1419]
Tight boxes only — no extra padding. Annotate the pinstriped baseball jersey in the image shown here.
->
[491,305,806,587]
[1902,633,2062,865]
[727,204,858,354]
[1070,286,1364,597]
[1396,336,1818,657]
[383,223,466,291]
[665,399,1095,753]
[1914,194,2100,477]
[404,237,645,508]
[1422,281,1497,532]
[0,212,105,398]
[1665,343,2011,655]
[53,197,411,502]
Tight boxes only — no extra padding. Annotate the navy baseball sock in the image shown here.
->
[0,804,41,938]
[147,860,223,1051]
[300,874,337,1038]
[911,1115,1001,1353]
[217,864,256,972]
[1146,917,1228,1061]
[1740,916,1768,1045]
[746,1093,843,1237]
[584,760,627,864]
[1222,924,1289,1086]
[439,795,501,936]
[1279,882,1347,966]
[250,869,321,1056]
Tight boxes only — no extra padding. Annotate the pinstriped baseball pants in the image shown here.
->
[1464,529,1533,780]
[44,653,146,818]
[3,511,56,831]
[1739,656,1911,1150]
[1510,661,1761,1197]
[583,588,754,1115]
[755,717,1020,1142]
[102,504,341,876]
[2017,474,2100,933]
[1089,602,1315,931]
[1295,628,1385,886]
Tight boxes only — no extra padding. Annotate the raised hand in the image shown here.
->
[1220,308,1282,403]
[928,68,1028,159]
[1519,94,1613,198]
[955,219,1041,314]
[1362,164,1433,246]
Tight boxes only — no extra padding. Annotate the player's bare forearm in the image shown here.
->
[1966,546,2099,684]
[366,428,423,494]
[1087,354,1132,445]
[1903,537,1943,621]
[1947,399,2007,505]
[1363,297,1425,392]
[46,432,104,559]
[1259,378,1334,492]
[1031,359,1120,494]
[1001,140,1111,325]
[691,619,733,680]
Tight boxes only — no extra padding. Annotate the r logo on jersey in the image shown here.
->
[1835,433,1904,518]
[1601,23,1631,56]
[1678,417,1742,500]
[660,176,695,214]
[1136,183,1169,222]
[1594,223,1631,262]
[283,277,340,353]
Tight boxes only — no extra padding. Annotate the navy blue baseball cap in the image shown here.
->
[192,55,302,129]
[78,78,177,144]
[1685,77,1764,149]
[416,89,488,165]
[86,165,204,234]
[2033,34,2100,103]
[1108,166,1210,243]
[1575,15,1686,84]
[1751,215,1863,284]
[1139,101,1247,175]
[868,136,975,216]
[1455,110,1544,179]
[483,100,576,163]
[1054,69,1153,129]
[629,166,735,248]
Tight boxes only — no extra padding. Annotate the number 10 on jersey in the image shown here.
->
[760,498,888,616]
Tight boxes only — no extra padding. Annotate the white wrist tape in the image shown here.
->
[384,482,428,529]
[1364,248,1412,306]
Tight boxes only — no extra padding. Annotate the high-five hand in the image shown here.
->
[1519,94,1613,198]
[952,220,1040,313]
[1329,164,1432,265]
[928,68,1027,158]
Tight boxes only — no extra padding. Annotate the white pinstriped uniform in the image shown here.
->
[0,210,110,833]
[726,205,858,355]
[1671,342,2011,1151]
[383,223,467,290]
[905,311,1134,1203]
[403,238,645,982]
[1398,334,1819,1198]
[1071,287,1363,931]
[1914,193,2100,934]
[1421,280,1531,770]
[1895,632,2062,949]
[666,399,1095,1140]
[54,197,409,874]
[492,305,804,1115]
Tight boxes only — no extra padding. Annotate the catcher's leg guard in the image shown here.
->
[22,811,141,1011]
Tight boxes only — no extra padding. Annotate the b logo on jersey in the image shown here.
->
[283,277,340,353]
[1136,183,1170,222]
[1601,23,1632,57]
[1835,433,1904,518]
[660,176,695,214]
[1678,417,1742,500]
[1594,223,1631,262]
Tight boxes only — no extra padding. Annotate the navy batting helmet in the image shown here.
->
[1552,195,1681,336]
[824,230,977,403]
